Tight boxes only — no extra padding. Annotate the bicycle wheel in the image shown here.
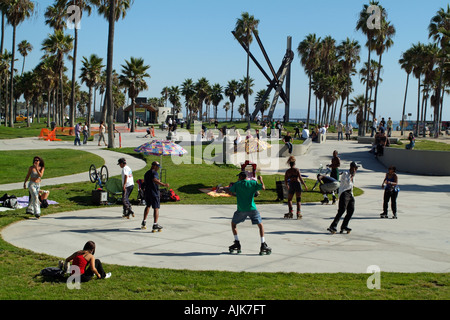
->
[89,164,98,183]
[100,165,109,184]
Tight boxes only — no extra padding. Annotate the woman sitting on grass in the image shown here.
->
[65,241,111,282]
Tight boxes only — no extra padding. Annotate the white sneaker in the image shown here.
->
[105,272,112,279]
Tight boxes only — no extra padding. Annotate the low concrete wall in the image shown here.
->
[358,136,399,144]
[378,147,450,176]
[279,138,312,157]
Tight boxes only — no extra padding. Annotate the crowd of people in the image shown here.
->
[24,117,407,281]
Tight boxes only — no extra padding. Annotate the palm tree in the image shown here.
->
[62,0,94,128]
[210,83,223,120]
[356,1,386,135]
[160,86,169,107]
[428,5,450,137]
[234,12,259,128]
[168,85,180,117]
[297,33,321,128]
[254,89,270,119]
[399,48,414,135]
[119,57,150,133]
[95,0,134,147]
[223,101,230,121]
[349,94,373,135]
[180,78,195,126]
[35,56,58,127]
[17,39,31,75]
[194,77,209,122]
[4,0,35,127]
[409,42,427,136]
[41,29,74,126]
[224,79,239,122]
[80,54,104,131]
[337,38,360,125]
[370,19,395,123]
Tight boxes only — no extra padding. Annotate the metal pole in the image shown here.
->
[285,36,292,123]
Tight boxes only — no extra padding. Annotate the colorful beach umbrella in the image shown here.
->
[134,140,188,157]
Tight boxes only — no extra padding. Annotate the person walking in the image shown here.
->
[284,156,308,219]
[228,172,271,255]
[337,122,344,141]
[345,123,353,140]
[328,161,359,234]
[24,156,45,219]
[283,131,293,154]
[328,150,341,181]
[141,161,169,232]
[98,121,107,146]
[380,166,399,219]
[82,122,89,145]
[118,158,134,218]
[74,122,81,146]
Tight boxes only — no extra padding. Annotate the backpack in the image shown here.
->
[40,267,64,279]
[168,189,180,202]
[3,195,18,209]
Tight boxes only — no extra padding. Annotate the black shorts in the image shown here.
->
[288,181,302,195]
[145,193,160,209]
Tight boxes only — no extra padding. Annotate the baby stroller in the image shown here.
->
[136,179,146,206]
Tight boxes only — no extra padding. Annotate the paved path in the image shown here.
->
[1,130,450,273]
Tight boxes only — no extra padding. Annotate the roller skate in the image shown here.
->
[296,211,302,220]
[229,241,241,254]
[392,214,398,219]
[340,227,352,234]
[331,195,337,205]
[152,224,163,233]
[321,198,329,205]
[327,226,337,234]
[380,212,388,219]
[141,221,147,230]
[284,212,294,219]
[259,242,272,255]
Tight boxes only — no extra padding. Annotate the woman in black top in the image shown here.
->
[284,156,308,219]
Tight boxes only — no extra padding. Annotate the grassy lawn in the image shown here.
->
[0,134,449,300]
[0,149,104,183]
[392,139,450,151]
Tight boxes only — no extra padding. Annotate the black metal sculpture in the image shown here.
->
[232,31,294,122]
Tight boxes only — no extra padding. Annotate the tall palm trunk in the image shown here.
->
[9,25,16,128]
[106,0,116,146]
[400,73,410,136]
[70,27,78,128]
[306,73,312,128]
[362,39,372,136]
[372,53,383,123]
[415,77,421,137]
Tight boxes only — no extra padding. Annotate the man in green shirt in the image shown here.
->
[228,172,272,255]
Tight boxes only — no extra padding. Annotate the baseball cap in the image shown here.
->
[117,158,126,165]
[237,171,247,179]
[152,161,161,167]
[350,161,360,168]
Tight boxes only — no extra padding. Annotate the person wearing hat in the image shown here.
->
[228,172,271,255]
[141,161,169,232]
[380,166,399,219]
[328,161,359,234]
[118,158,134,218]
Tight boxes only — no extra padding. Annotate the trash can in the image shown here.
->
[92,189,108,205]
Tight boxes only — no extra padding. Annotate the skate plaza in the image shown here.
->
[2,131,450,274]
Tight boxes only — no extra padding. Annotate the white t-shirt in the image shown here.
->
[121,166,134,188]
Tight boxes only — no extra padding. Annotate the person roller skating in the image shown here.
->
[284,156,308,220]
[229,172,271,255]
[381,166,399,219]
[328,162,359,234]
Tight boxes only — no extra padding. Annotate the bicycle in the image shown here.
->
[89,164,109,189]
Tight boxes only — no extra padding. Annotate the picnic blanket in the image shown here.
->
[0,196,58,211]
[199,188,232,198]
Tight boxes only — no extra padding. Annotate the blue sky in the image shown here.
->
[5,0,449,122]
